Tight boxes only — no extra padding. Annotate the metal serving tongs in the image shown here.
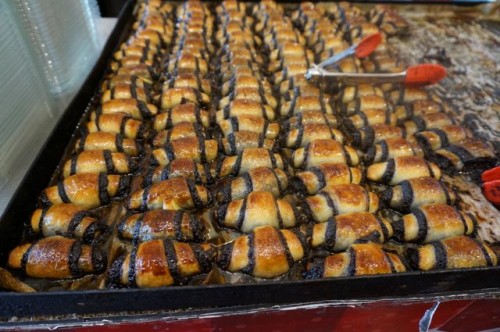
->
[306,33,447,86]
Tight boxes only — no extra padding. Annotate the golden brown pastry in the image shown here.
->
[217,147,284,177]
[216,99,276,122]
[387,87,441,105]
[144,158,213,186]
[381,177,456,212]
[220,60,262,83]
[216,191,299,233]
[74,132,140,156]
[432,138,496,171]
[367,5,409,36]
[220,131,276,155]
[116,64,157,82]
[102,84,149,103]
[273,63,308,85]
[41,173,130,209]
[393,100,451,121]
[29,203,105,243]
[167,73,212,95]
[365,138,423,164]
[111,55,155,73]
[128,178,210,211]
[8,236,106,279]
[113,45,156,62]
[279,95,333,118]
[218,115,280,139]
[269,42,313,62]
[286,111,337,128]
[345,109,396,129]
[269,55,310,74]
[305,243,406,279]
[86,113,145,139]
[221,74,268,96]
[62,150,136,177]
[338,84,384,104]
[393,204,476,244]
[291,163,363,195]
[167,52,208,74]
[101,99,158,120]
[217,226,306,278]
[304,184,379,223]
[400,112,456,137]
[284,124,344,149]
[279,77,320,99]
[153,103,211,131]
[291,139,360,169]
[151,137,218,166]
[414,125,471,152]
[362,55,405,74]
[218,87,277,110]
[161,87,210,110]
[216,167,288,203]
[351,124,406,150]
[406,235,498,271]
[367,156,441,185]
[101,74,150,91]
[109,239,214,288]
[118,209,209,242]
[309,212,393,251]
[152,122,206,147]
[342,95,388,116]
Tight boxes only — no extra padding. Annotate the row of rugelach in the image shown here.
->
[295,2,497,277]
[6,0,175,281]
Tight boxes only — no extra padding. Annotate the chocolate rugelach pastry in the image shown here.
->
[364,138,423,164]
[366,156,441,185]
[151,136,218,167]
[290,163,363,196]
[305,243,406,279]
[215,167,288,203]
[62,151,136,177]
[380,177,456,212]
[86,113,146,139]
[303,184,379,223]
[291,139,360,169]
[307,212,393,252]
[100,99,158,120]
[406,235,498,271]
[217,226,307,278]
[40,173,130,210]
[109,239,215,288]
[215,191,300,233]
[216,147,285,178]
[8,236,106,279]
[118,209,209,243]
[29,204,106,243]
[218,115,280,140]
[128,178,210,211]
[392,204,476,244]
[153,103,211,131]
[144,158,214,187]
[74,132,141,156]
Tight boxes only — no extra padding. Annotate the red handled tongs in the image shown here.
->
[482,166,500,206]
[305,33,447,86]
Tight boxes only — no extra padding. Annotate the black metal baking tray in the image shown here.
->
[0,0,499,322]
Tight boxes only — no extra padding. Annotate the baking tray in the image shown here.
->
[0,0,499,322]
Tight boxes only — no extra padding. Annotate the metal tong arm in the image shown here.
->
[306,65,407,84]
[317,48,355,69]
